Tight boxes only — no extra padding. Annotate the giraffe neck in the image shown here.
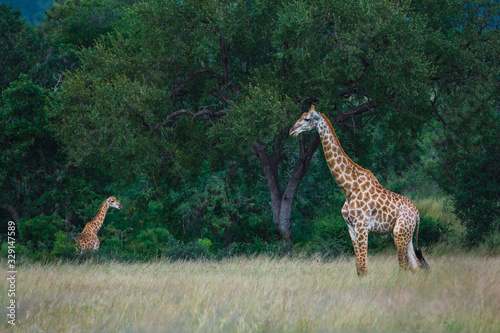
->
[87,200,110,234]
[316,114,365,197]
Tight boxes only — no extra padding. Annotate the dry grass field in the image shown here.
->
[2,255,499,332]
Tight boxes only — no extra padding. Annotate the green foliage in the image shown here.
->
[18,215,68,258]
[1,74,48,138]
[418,216,449,247]
[0,5,27,90]
[164,165,277,250]
[452,122,500,246]
[435,97,500,246]
[50,231,78,259]
[480,231,500,255]
[295,202,353,258]
[0,74,94,225]
[222,76,295,148]
[0,76,56,218]
[1,0,500,259]
[43,0,128,48]
[130,227,174,258]
[50,73,169,180]
[197,237,213,253]
[0,4,78,91]
[166,239,214,261]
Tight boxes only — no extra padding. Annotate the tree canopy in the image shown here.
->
[1,0,499,258]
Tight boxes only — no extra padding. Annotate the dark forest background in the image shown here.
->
[1,0,499,261]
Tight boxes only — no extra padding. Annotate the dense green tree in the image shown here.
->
[0,5,27,91]
[43,0,131,48]
[0,0,491,255]
[437,105,500,246]
[224,0,437,244]
[0,4,78,92]
[0,76,58,223]
[49,0,279,245]
[414,0,500,246]
[0,73,99,229]
[0,3,129,231]
[49,0,500,247]
[453,121,500,246]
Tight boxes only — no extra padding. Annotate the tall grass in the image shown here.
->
[2,255,499,332]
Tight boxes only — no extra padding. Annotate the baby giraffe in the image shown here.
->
[76,196,122,253]
[290,105,429,275]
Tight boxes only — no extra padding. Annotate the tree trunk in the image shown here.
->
[7,204,20,227]
[253,133,320,246]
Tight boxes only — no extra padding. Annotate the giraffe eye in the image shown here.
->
[304,118,310,122]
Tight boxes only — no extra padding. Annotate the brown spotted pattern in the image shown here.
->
[290,105,424,275]
[75,196,122,253]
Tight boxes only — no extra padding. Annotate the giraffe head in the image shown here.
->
[107,196,123,210]
[289,104,322,137]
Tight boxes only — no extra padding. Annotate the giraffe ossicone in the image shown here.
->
[290,104,429,275]
[75,196,122,253]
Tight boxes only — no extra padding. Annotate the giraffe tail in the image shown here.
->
[415,215,430,270]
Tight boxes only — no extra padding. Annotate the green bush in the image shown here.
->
[478,229,500,255]
[367,234,394,253]
[454,150,500,246]
[101,236,122,253]
[130,228,174,258]
[18,215,68,258]
[50,231,78,259]
[418,215,449,247]
[309,212,353,254]
[166,239,214,260]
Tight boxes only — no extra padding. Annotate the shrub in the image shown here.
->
[309,212,353,254]
[130,228,174,258]
[50,231,78,259]
[166,239,214,260]
[479,229,500,255]
[454,150,500,246]
[18,215,68,258]
[418,215,449,247]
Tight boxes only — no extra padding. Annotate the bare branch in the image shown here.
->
[153,108,231,130]
[53,73,64,92]
[334,101,374,124]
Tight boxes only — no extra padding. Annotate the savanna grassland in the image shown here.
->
[2,255,499,332]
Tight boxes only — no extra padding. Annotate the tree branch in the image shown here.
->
[153,108,231,130]
[334,101,374,124]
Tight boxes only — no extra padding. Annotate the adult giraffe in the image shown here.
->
[76,196,122,253]
[290,105,429,275]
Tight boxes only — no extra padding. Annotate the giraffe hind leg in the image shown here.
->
[406,239,420,270]
[394,223,413,270]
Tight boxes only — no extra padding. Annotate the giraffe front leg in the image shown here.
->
[355,227,369,275]
[348,225,369,276]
